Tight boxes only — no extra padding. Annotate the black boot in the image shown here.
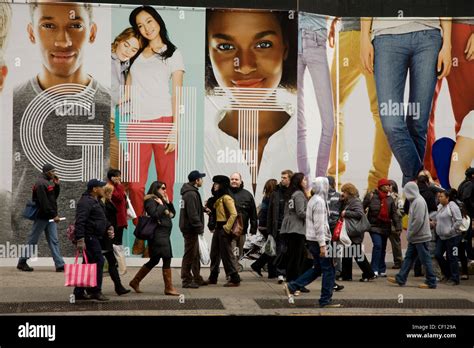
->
[109,258,131,295]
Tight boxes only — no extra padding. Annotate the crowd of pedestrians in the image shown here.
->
[16,163,474,307]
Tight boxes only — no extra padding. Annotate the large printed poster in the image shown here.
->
[0,3,472,262]
[203,9,298,205]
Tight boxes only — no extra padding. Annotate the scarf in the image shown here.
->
[377,190,391,223]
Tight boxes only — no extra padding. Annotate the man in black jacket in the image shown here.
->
[229,173,257,259]
[179,170,208,288]
[73,179,111,301]
[267,169,293,282]
[17,163,65,272]
[458,167,474,259]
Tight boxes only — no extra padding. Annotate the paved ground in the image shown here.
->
[1,264,473,316]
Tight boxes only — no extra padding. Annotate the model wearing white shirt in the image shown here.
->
[126,7,184,257]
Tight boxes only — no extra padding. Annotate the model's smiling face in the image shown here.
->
[136,11,160,42]
[30,5,93,78]
[208,11,287,89]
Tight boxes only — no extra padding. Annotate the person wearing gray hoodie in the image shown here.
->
[388,182,437,289]
[283,177,342,308]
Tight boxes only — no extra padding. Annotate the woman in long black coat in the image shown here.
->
[129,181,179,296]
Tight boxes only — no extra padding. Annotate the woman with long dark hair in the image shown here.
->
[250,178,278,277]
[129,181,179,295]
[127,6,184,256]
[277,172,308,282]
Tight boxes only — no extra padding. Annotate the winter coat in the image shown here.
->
[230,187,257,234]
[32,174,60,220]
[214,194,238,234]
[280,190,307,236]
[179,183,204,234]
[305,177,331,245]
[434,201,462,241]
[144,194,175,259]
[267,184,288,238]
[404,182,431,244]
[363,189,401,236]
[74,192,111,240]
[458,178,474,218]
[110,181,128,228]
[258,196,270,235]
[342,196,366,244]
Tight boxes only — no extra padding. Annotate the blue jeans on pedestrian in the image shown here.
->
[435,235,462,283]
[396,242,437,288]
[74,236,104,295]
[370,233,387,274]
[19,218,64,268]
[373,30,442,185]
[288,241,335,307]
[297,29,335,179]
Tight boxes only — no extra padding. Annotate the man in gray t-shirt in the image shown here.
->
[11,3,110,260]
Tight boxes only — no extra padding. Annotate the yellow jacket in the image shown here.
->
[214,194,238,233]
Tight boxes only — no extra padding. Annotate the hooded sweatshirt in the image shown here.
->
[434,201,462,240]
[404,182,431,244]
[305,177,331,245]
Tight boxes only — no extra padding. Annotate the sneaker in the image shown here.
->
[418,283,436,289]
[373,271,379,277]
[300,287,310,293]
[17,262,34,272]
[223,281,240,287]
[74,293,92,300]
[294,290,301,296]
[461,274,469,280]
[387,276,404,286]
[90,292,110,301]
[194,279,209,286]
[277,275,285,284]
[320,302,343,308]
[182,281,200,289]
[250,263,263,277]
[55,266,65,272]
[334,283,344,291]
[379,272,387,278]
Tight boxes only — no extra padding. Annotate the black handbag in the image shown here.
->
[133,215,158,240]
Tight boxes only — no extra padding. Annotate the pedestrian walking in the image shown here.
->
[17,163,65,272]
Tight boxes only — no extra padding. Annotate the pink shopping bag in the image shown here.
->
[64,249,97,287]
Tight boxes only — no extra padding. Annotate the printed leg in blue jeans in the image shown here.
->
[374,30,441,185]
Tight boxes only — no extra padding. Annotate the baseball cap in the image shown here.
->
[42,163,56,173]
[87,179,107,191]
[188,170,206,182]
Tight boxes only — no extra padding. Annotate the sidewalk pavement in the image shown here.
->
[1,263,473,316]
